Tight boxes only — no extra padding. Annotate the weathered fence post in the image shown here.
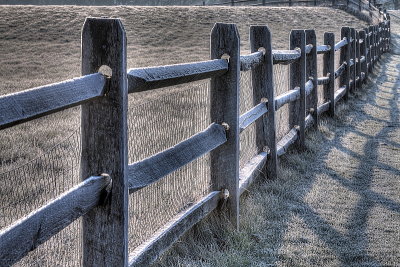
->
[263,0,266,5]
[359,0,362,11]
[250,25,277,179]
[210,23,240,228]
[356,30,361,89]
[323,32,335,116]
[359,30,367,84]
[289,0,293,7]
[368,25,374,71]
[306,29,318,127]
[364,27,371,78]
[350,28,356,92]
[81,18,129,267]
[289,30,306,148]
[372,25,377,66]
[340,27,351,100]
[231,0,234,5]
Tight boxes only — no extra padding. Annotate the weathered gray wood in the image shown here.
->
[335,62,347,79]
[317,101,331,116]
[370,25,375,69]
[334,37,348,51]
[289,30,306,149]
[355,31,361,89]
[365,27,372,74]
[305,114,314,129]
[318,76,330,85]
[323,32,335,116]
[334,85,347,105]
[304,44,313,54]
[239,102,268,133]
[127,59,228,93]
[240,51,264,71]
[128,123,227,192]
[317,44,331,54]
[350,28,357,92]
[250,25,277,180]
[81,18,129,267]
[305,80,314,96]
[306,30,318,128]
[272,49,301,64]
[128,191,221,267]
[0,74,106,130]
[0,175,111,267]
[340,27,351,100]
[239,152,268,195]
[359,30,367,84]
[304,80,314,96]
[275,87,300,110]
[276,127,298,157]
[210,23,240,228]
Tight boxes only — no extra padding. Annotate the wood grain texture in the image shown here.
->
[350,28,357,92]
[317,101,331,116]
[340,27,351,101]
[127,123,227,192]
[289,30,306,149]
[305,114,314,129]
[250,25,277,179]
[240,51,264,71]
[275,87,300,110]
[276,127,298,157]
[334,37,348,51]
[335,62,347,79]
[0,175,111,267]
[306,29,318,127]
[210,23,240,228]
[239,102,268,133]
[334,85,347,105]
[305,80,314,96]
[129,191,221,267]
[0,73,106,130]
[370,25,375,69]
[81,18,129,267]
[359,31,367,85]
[355,30,361,88]
[239,152,268,195]
[317,76,330,85]
[127,59,228,93]
[316,44,331,54]
[272,49,301,64]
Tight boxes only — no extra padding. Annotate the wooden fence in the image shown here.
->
[0,9,391,267]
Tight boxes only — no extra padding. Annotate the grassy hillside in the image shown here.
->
[0,5,367,168]
[0,5,378,266]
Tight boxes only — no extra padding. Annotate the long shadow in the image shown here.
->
[267,49,400,266]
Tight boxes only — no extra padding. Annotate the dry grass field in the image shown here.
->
[0,5,367,169]
[2,5,398,267]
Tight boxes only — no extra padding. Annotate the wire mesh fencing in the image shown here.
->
[0,110,82,267]
[127,81,213,252]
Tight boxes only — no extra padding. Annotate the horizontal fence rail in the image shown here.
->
[0,73,106,130]
[127,123,227,192]
[0,5,390,267]
[240,51,265,71]
[272,49,301,64]
[127,59,228,93]
[0,175,111,266]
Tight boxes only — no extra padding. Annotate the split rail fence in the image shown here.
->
[0,10,391,267]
